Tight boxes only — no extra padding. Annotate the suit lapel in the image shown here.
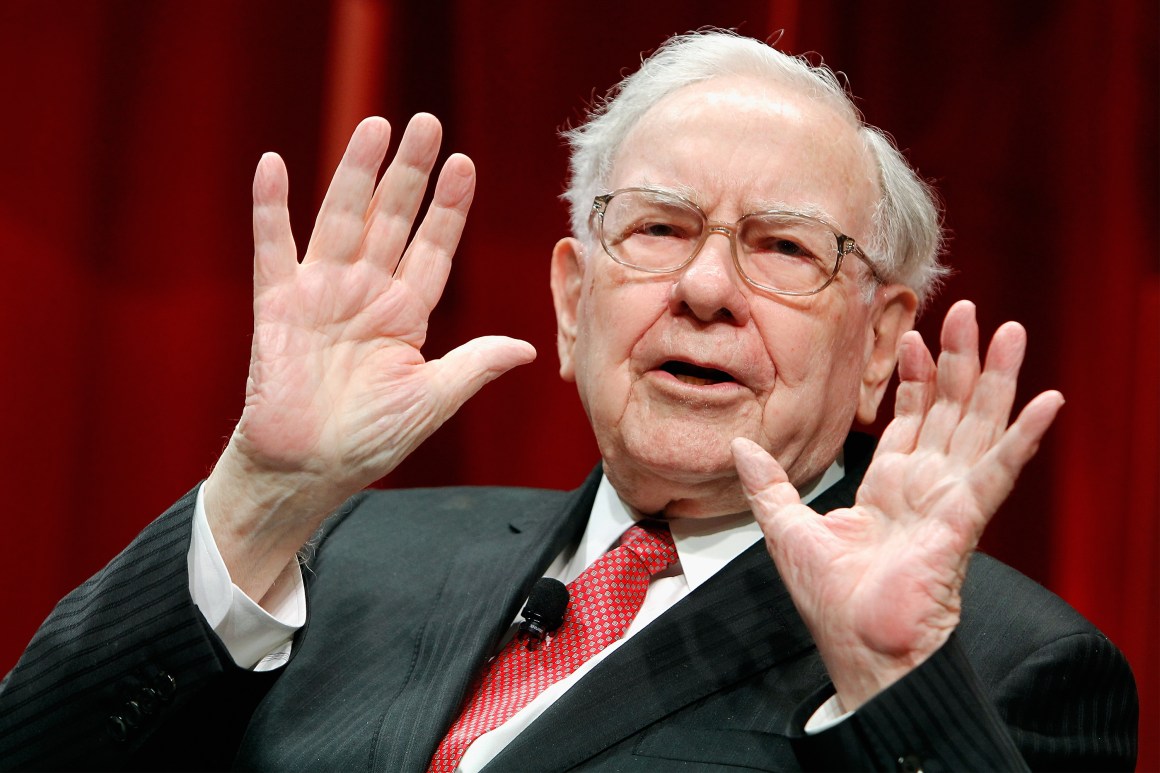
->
[482,541,808,771]
[373,468,603,771]
[483,434,873,772]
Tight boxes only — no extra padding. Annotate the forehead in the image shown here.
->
[608,76,879,234]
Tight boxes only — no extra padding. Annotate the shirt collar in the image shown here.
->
[562,453,845,590]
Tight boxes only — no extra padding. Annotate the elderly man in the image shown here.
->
[0,31,1136,772]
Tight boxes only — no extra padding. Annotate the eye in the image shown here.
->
[769,238,808,258]
[623,199,701,241]
[635,220,686,239]
[601,191,703,253]
[743,216,829,264]
[751,235,819,263]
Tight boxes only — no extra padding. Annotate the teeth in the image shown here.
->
[675,374,717,386]
[661,360,734,385]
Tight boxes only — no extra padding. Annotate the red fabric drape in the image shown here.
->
[2,1,1154,766]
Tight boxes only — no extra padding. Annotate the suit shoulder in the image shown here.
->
[958,555,1137,769]
[358,484,576,522]
[959,552,1114,675]
[964,553,1094,629]
[310,482,586,556]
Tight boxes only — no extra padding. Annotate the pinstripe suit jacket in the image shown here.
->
[0,434,1138,771]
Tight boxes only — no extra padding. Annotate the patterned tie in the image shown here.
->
[427,521,678,773]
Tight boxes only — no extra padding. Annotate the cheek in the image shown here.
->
[572,276,667,407]
[758,301,856,386]
[756,300,871,427]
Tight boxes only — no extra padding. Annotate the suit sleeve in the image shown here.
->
[790,631,1138,772]
[0,487,276,772]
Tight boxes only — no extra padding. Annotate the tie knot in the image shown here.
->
[618,522,678,575]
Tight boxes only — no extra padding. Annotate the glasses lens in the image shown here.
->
[600,190,704,271]
[737,213,840,293]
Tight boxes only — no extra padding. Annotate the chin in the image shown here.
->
[626,426,738,479]
[598,426,752,516]
[614,404,755,469]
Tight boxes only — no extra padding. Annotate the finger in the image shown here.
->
[968,390,1064,515]
[731,438,827,563]
[305,117,392,264]
[877,330,936,454]
[948,321,1027,461]
[395,153,476,311]
[252,152,297,290]
[731,438,803,516]
[917,300,981,451]
[427,335,537,414]
[361,113,443,272]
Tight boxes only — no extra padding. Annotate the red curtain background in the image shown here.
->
[2,0,1155,766]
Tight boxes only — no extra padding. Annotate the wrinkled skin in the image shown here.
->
[551,77,1063,708]
[551,77,915,518]
[203,115,535,600]
[206,77,1062,712]
[734,301,1062,708]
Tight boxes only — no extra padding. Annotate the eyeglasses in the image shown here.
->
[591,187,881,296]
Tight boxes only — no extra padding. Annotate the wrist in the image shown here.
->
[203,440,350,600]
[822,629,952,711]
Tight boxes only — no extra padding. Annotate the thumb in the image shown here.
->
[731,438,809,540]
[428,335,537,411]
[731,438,800,508]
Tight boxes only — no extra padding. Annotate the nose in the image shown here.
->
[668,227,751,325]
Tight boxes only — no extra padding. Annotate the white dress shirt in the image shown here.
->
[187,459,846,770]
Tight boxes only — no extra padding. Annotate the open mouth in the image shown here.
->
[659,360,736,386]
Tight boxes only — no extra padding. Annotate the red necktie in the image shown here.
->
[427,521,678,772]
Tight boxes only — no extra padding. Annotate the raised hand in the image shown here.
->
[732,300,1064,710]
[204,116,535,599]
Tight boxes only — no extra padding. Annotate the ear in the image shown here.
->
[550,237,585,382]
[856,284,918,424]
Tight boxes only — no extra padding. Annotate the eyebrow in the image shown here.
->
[634,182,839,224]
[746,199,833,221]
[634,181,701,201]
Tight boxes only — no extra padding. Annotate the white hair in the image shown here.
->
[562,30,947,309]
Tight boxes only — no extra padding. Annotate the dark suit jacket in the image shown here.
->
[0,435,1138,771]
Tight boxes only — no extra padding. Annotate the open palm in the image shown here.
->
[205,116,534,597]
[733,301,1064,709]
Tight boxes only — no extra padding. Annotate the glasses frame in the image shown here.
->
[591,187,883,297]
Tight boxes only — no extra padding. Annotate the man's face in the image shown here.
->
[552,76,916,517]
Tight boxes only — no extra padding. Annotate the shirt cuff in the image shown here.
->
[187,483,305,670]
[804,694,853,734]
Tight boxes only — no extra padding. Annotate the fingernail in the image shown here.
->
[440,157,474,205]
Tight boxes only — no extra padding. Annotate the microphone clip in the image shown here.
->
[518,578,569,651]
